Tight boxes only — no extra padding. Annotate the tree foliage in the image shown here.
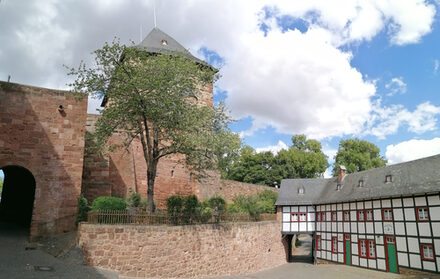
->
[332,138,387,176]
[225,134,328,186]
[68,39,240,212]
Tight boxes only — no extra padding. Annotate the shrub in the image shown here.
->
[205,196,226,222]
[75,196,89,225]
[206,196,226,212]
[127,191,141,207]
[91,196,127,211]
[257,190,277,213]
[182,195,200,216]
[166,195,183,215]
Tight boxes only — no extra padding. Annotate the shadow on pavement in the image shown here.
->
[0,222,118,279]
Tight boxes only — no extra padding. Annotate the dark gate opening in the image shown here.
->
[0,166,36,230]
[290,234,314,263]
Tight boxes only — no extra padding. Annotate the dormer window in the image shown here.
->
[298,186,305,195]
[161,39,168,45]
[337,184,342,191]
[385,175,392,183]
[358,180,364,187]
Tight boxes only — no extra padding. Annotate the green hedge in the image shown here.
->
[76,196,90,225]
[91,196,127,211]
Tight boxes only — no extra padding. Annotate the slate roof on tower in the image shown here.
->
[101,27,213,107]
[136,27,206,65]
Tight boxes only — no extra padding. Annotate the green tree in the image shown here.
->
[68,39,239,212]
[226,134,328,186]
[332,138,387,176]
[273,135,329,180]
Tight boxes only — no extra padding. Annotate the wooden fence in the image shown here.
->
[87,210,276,225]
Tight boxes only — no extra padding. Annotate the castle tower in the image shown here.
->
[82,28,214,207]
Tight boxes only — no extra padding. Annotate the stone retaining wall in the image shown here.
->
[78,221,286,278]
[200,172,279,203]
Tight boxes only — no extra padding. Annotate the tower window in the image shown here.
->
[298,186,305,195]
[336,184,341,191]
[189,173,193,181]
[171,170,174,177]
[161,40,168,45]
[358,180,364,187]
[385,175,392,183]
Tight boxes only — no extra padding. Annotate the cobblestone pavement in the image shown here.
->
[0,222,117,279]
[198,263,440,279]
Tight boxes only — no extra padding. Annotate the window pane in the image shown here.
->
[366,210,372,220]
[360,241,366,257]
[369,241,375,258]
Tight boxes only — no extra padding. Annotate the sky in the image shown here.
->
[1,0,440,178]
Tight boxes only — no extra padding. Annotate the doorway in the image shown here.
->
[0,166,36,230]
[291,234,314,263]
[344,234,351,265]
[385,236,399,273]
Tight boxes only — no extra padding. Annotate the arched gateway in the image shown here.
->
[0,165,36,229]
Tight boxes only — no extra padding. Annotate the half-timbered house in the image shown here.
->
[276,154,440,274]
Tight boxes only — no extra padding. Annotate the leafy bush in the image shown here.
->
[226,191,277,220]
[205,196,226,222]
[257,190,278,213]
[91,196,127,211]
[182,195,200,216]
[127,191,141,207]
[166,195,183,215]
[76,196,89,225]
[206,196,226,212]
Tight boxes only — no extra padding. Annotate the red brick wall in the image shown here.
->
[78,221,286,278]
[200,172,279,203]
[0,82,87,240]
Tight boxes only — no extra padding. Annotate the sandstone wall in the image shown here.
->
[0,81,87,239]
[200,173,279,203]
[81,115,111,203]
[78,221,285,278]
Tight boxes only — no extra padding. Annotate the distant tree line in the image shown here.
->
[221,135,387,187]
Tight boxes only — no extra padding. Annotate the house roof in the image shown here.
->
[275,154,440,205]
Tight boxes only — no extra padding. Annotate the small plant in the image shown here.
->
[167,195,183,215]
[127,191,141,208]
[75,196,89,225]
[167,195,183,224]
[183,195,200,223]
[91,196,127,211]
[206,196,226,223]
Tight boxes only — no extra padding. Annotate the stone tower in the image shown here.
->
[81,28,214,208]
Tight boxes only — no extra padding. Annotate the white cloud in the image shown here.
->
[386,138,440,164]
[434,59,439,74]
[385,77,407,96]
[365,101,440,139]
[0,0,437,141]
[255,140,288,154]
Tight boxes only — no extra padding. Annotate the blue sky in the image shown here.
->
[1,1,440,177]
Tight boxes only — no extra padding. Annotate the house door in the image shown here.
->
[344,234,351,265]
[385,236,398,273]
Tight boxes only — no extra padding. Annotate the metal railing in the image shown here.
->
[87,209,276,225]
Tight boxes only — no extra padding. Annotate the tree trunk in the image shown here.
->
[146,167,156,213]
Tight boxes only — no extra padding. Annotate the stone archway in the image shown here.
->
[0,165,36,229]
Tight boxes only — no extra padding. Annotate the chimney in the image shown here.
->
[338,165,346,182]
